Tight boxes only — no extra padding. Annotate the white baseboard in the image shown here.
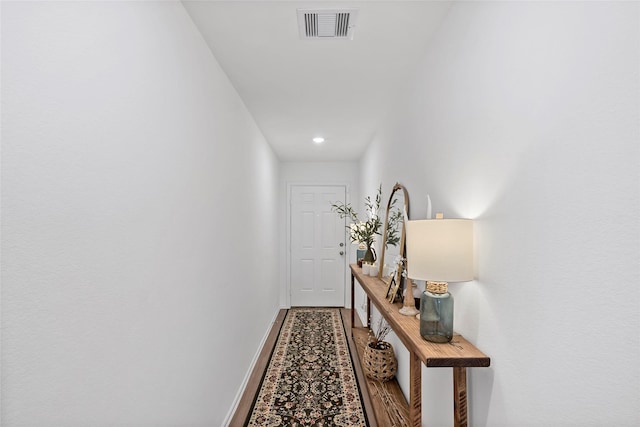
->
[222,308,281,426]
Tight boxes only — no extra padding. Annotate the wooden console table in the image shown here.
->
[350,264,490,427]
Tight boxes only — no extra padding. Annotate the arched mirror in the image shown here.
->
[378,183,409,286]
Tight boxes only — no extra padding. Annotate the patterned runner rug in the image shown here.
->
[247,307,367,426]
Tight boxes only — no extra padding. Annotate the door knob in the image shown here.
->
[339,242,344,247]
[339,251,344,255]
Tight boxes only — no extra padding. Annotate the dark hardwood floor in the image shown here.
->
[228,309,287,426]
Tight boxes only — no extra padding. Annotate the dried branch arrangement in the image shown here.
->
[368,316,392,349]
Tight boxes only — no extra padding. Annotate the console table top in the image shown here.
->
[351,264,490,368]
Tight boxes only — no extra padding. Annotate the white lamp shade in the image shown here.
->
[405,219,474,282]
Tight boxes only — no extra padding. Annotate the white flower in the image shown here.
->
[391,255,407,278]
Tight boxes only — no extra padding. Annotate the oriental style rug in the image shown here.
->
[247,308,367,426]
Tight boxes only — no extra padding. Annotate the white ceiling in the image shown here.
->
[182,1,452,161]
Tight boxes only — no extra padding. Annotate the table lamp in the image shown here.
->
[405,217,474,343]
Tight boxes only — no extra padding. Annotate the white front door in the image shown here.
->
[290,185,346,307]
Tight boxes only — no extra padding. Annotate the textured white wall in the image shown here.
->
[360,2,640,426]
[1,2,279,425]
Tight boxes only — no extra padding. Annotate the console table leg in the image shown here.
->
[453,367,468,427]
[350,273,355,330]
[410,351,422,427]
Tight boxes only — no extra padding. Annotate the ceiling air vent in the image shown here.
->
[297,9,358,40]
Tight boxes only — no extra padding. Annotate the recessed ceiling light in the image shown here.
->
[312,137,325,144]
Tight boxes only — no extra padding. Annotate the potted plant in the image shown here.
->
[362,317,398,382]
[331,185,402,265]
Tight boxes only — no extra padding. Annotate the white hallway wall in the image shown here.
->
[360,1,639,426]
[1,2,280,425]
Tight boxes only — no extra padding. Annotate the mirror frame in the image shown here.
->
[378,183,410,282]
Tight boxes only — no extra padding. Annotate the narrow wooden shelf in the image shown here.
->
[351,266,490,368]
[350,264,490,427]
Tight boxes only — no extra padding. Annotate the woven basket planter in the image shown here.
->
[362,341,398,382]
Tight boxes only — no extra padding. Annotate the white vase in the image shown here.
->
[370,264,379,276]
[362,263,371,275]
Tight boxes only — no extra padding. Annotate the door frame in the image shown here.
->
[285,182,351,308]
